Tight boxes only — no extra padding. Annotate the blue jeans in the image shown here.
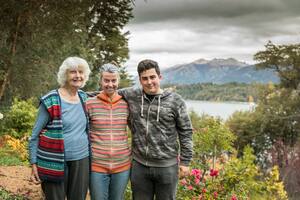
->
[130,160,179,200]
[90,170,130,200]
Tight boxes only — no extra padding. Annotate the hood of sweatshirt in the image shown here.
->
[97,91,123,105]
[140,89,173,122]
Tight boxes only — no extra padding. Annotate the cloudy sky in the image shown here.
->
[123,0,300,75]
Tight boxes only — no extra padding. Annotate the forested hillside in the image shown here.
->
[165,82,262,102]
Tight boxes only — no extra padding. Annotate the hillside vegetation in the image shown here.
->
[164,82,263,102]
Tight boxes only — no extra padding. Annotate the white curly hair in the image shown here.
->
[57,57,91,87]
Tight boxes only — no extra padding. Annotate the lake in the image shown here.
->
[185,100,256,120]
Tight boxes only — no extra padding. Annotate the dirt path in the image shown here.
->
[0,166,92,200]
[0,165,43,199]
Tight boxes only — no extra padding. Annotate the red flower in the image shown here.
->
[209,169,219,177]
[231,194,238,200]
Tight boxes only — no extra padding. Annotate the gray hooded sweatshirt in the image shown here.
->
[119,88,193,167]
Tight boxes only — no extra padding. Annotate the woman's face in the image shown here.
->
[101,72,119,97]
[65,66,85,89]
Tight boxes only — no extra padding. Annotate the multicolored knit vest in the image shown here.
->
[37,89,88,182]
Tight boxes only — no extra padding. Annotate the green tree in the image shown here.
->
[227,42,300,199]
[253,42,300,147]
[190,112,236,170]
[119,66,133,89]
[254,41,300,89]
[0,0,133,105]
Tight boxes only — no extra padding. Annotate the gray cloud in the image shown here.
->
[132,0,300,23]
[124,0,300,75]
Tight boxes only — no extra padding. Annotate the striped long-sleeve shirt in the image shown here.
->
[86,91,131,173]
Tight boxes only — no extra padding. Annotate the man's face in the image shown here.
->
[101,72,119,97]
[139,68,162,95]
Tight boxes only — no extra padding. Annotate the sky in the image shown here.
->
[123,0,300,75]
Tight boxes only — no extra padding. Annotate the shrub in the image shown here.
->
[179,112,288,200]
[177,146,288,200]
[0,187,27,200]
[0,98,37,139]
[3,135,28,162]
[191,113,236,171]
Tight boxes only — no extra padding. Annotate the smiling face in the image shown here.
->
[101,71,119,97]
[65,66,85,89]
[139,68,162,95]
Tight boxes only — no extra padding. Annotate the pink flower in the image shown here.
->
[191,168,202,180]
[191,169,201,176]
[187,185,194,190]
[195,177,200,184]
[209,169,219,177]
[231,195,238,200]
[213,191,218,199]
[180,178,187,186]
[202,188,207,193]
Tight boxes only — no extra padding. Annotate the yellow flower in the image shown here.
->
[4,134,28,161]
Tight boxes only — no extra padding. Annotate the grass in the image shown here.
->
[0,147,24,166]
[0,187,27,200]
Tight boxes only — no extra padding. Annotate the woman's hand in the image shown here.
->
[30,164,41,184]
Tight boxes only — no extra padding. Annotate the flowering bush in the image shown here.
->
[3,135,28,161]
[178,167,238,200]
[177,146,288,200]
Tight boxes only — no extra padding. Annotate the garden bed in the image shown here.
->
[0,166,43,199]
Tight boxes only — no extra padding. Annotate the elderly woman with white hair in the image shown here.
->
[29,56,91,200]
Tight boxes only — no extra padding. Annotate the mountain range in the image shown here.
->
[160,58,279,85]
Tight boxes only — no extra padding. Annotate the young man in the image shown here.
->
[119,59,193,200]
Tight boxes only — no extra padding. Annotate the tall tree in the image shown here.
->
[254,41,300,89]
[254,42,300,146]
[0,0,133,104]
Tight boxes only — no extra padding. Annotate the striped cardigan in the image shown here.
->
[37,89,88,182]
[86,92,131,173]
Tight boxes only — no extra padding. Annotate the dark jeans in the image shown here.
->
[41,156,89,200]
[130,160,178,200]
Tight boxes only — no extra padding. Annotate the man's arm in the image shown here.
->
[86,91,100,97]
[117,87,135,101]
[176,100,193,176]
